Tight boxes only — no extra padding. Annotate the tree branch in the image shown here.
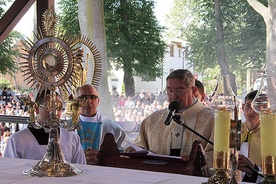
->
[246,0,267,18]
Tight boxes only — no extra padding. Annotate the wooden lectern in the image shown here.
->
[96,133,207,177]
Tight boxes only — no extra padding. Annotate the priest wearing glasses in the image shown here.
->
[75,84,127,165]
[125,69,215,176]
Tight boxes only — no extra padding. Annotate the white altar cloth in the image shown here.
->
[0,157,251,184]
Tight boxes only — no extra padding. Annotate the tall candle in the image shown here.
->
[214,110,231,152]
[261,113,276,157]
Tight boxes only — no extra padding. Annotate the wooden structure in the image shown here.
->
[0,0,54,44]
[97,133,207,177]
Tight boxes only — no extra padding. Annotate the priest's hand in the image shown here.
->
[238,154,255,175]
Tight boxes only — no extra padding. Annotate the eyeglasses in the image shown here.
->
[165,86,192,96]
[78,94,98,101]
[39,103,64,111]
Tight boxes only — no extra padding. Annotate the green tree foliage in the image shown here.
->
[0,31,21,74]
[0,1,21,75]
[166,0,266,92]
[166,0,195,40]
[57,0,80,37]
[58,0,167,96]
[105,0,166,96]
[0,78,11,89]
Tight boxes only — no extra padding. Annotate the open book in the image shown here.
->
[123,141,187,162]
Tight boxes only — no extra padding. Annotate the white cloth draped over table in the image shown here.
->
[0,157,252,184]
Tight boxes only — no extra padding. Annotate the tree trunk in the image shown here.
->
[123,69,135,97]
[246,0,276,76]
[78,0,115,120]
[266,1,276,76]
[215,0,237,94]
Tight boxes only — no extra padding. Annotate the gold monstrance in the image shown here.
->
[19,7,102,177]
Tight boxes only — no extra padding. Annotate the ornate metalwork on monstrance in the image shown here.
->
[19,7,102,177]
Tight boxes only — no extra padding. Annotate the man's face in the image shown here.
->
[37,95,63,124]
[78,85,99,117]
[242,99,260,126]
[166,78,195,109]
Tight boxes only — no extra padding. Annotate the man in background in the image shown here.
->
[238,90,262,183]
[75,84,127,164]
[194,79,205,102]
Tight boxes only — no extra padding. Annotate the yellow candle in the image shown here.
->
[214,110,231,152]
[261,113,276,157]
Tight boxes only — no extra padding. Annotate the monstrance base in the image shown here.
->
[203,169,230,184]
[22,159,82,177]
[258,175,276,184]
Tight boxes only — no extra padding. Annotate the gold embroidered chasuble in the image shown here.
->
[130,100,215,174]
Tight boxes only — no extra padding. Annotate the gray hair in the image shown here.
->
[166,69,195,87]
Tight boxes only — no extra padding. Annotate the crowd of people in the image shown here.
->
[0,88,32,155]
[111,88,169,124]
[0,87,30,116]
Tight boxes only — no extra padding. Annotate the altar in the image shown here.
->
[0,157,252,184]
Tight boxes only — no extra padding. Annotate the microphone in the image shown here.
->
[164,101,181,126]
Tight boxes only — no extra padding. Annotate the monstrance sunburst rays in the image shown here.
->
[20,6,102,99]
